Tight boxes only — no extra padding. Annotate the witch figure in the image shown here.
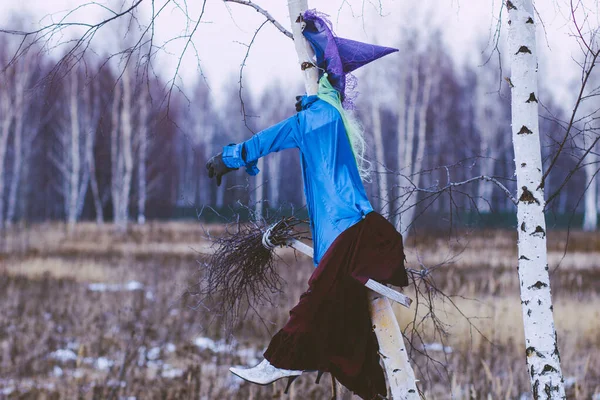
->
[206,10,409,400]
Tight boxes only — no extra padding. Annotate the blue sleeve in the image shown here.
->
[222,114,300,176]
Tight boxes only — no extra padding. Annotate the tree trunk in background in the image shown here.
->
[6,56,30,225]
[254,157,265,218]
[86,79,103,224]
[0,80,12,228]
[397,64,433,233]
[111,81,122,227]
[67,71,81,232]
[267,152,281,207]
[118,68,134,230]
[507,1,566,397]
[371,100,390,217]
[137,84,148,225]
[583,151,598,231]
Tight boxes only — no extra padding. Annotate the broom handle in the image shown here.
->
[286,239,412,308]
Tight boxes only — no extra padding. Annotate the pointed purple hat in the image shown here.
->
[302,10,398,103]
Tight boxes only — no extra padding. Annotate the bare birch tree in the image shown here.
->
[136,81,149,225]
[395,56,434,233]
[3,50,35,226]
[507,0,566,396]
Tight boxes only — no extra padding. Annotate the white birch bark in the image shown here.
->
[267,152,281,207]
[86,79,103,224]
[371,99,390,216]
[583,151,598,231]
[6,56,31,225]
[474,66,503,212]
[287,0,319,96]
[67,71,81,232]
[397,65,433,233]
[508,1,566,397]
[254,157,265,217]
[137,84,149,225]
[0,79,12,228]
[118,68,134,230]
[111,81,122,226]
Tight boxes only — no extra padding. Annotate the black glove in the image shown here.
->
[206,153,237,187]
[295,95,303,112]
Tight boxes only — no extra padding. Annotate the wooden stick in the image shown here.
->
[287,239,412,308]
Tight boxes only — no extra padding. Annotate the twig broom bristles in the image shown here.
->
[200,216,308,330]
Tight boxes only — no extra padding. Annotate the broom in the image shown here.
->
[199,216,309,329]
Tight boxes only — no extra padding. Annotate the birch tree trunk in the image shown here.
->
[507,1,566,397]
[371,99,390,217]
[287,0,319,96]
[254,157,265,217]
[137,84,148,225]
[583,151,598,231]
[118,68,134,230]
[67,71,81,232]
[0,82,12,229]
[111,82,122,226]
[86,79,104,224]
[267,153,281,207]
[397,65,433,234]
[6,57,30,225]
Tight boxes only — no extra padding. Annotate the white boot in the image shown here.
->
[229,359,302,392]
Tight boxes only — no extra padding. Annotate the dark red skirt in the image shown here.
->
[264,212,408,400]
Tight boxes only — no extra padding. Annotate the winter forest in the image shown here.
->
[1,0,600,399]
[0,18,596,232]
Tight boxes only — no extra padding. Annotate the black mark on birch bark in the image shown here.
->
[526,17,534,24]
[527,308,532,316]
[527,346,545,358]
[518,125,533,135]
[528,281,548,290]
[538,299,542,305]
[520,255,530,260]
[542,364,558,374]
[521,163,527,167]
[521,222,526,232]
[533,379,540,399]
[520,186,540,204]
[531,225,546,238]
[301,62,315,70]
[545,383,560,395]
[516,46,532,55]
[506,0,517,10]
[526,92,538,103]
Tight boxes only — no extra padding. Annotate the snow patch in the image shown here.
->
[53,366,64,377]
[50,349,78,362]
[165,343,176,353]
[95,357,114,371]
[147,347,161,361]
[88,281,144,292]
[193,336,260,365]
[421,342,453,354]
[161,365,185,379]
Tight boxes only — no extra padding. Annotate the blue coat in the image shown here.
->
[222,95,373,265]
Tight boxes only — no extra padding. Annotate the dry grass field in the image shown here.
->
[0,222,599,399]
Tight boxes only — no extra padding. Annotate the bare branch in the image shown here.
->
[223,0,293,39]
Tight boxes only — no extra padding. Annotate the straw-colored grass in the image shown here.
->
[1,222,599,399]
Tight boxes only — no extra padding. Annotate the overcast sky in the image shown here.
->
[0,0,595,107]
